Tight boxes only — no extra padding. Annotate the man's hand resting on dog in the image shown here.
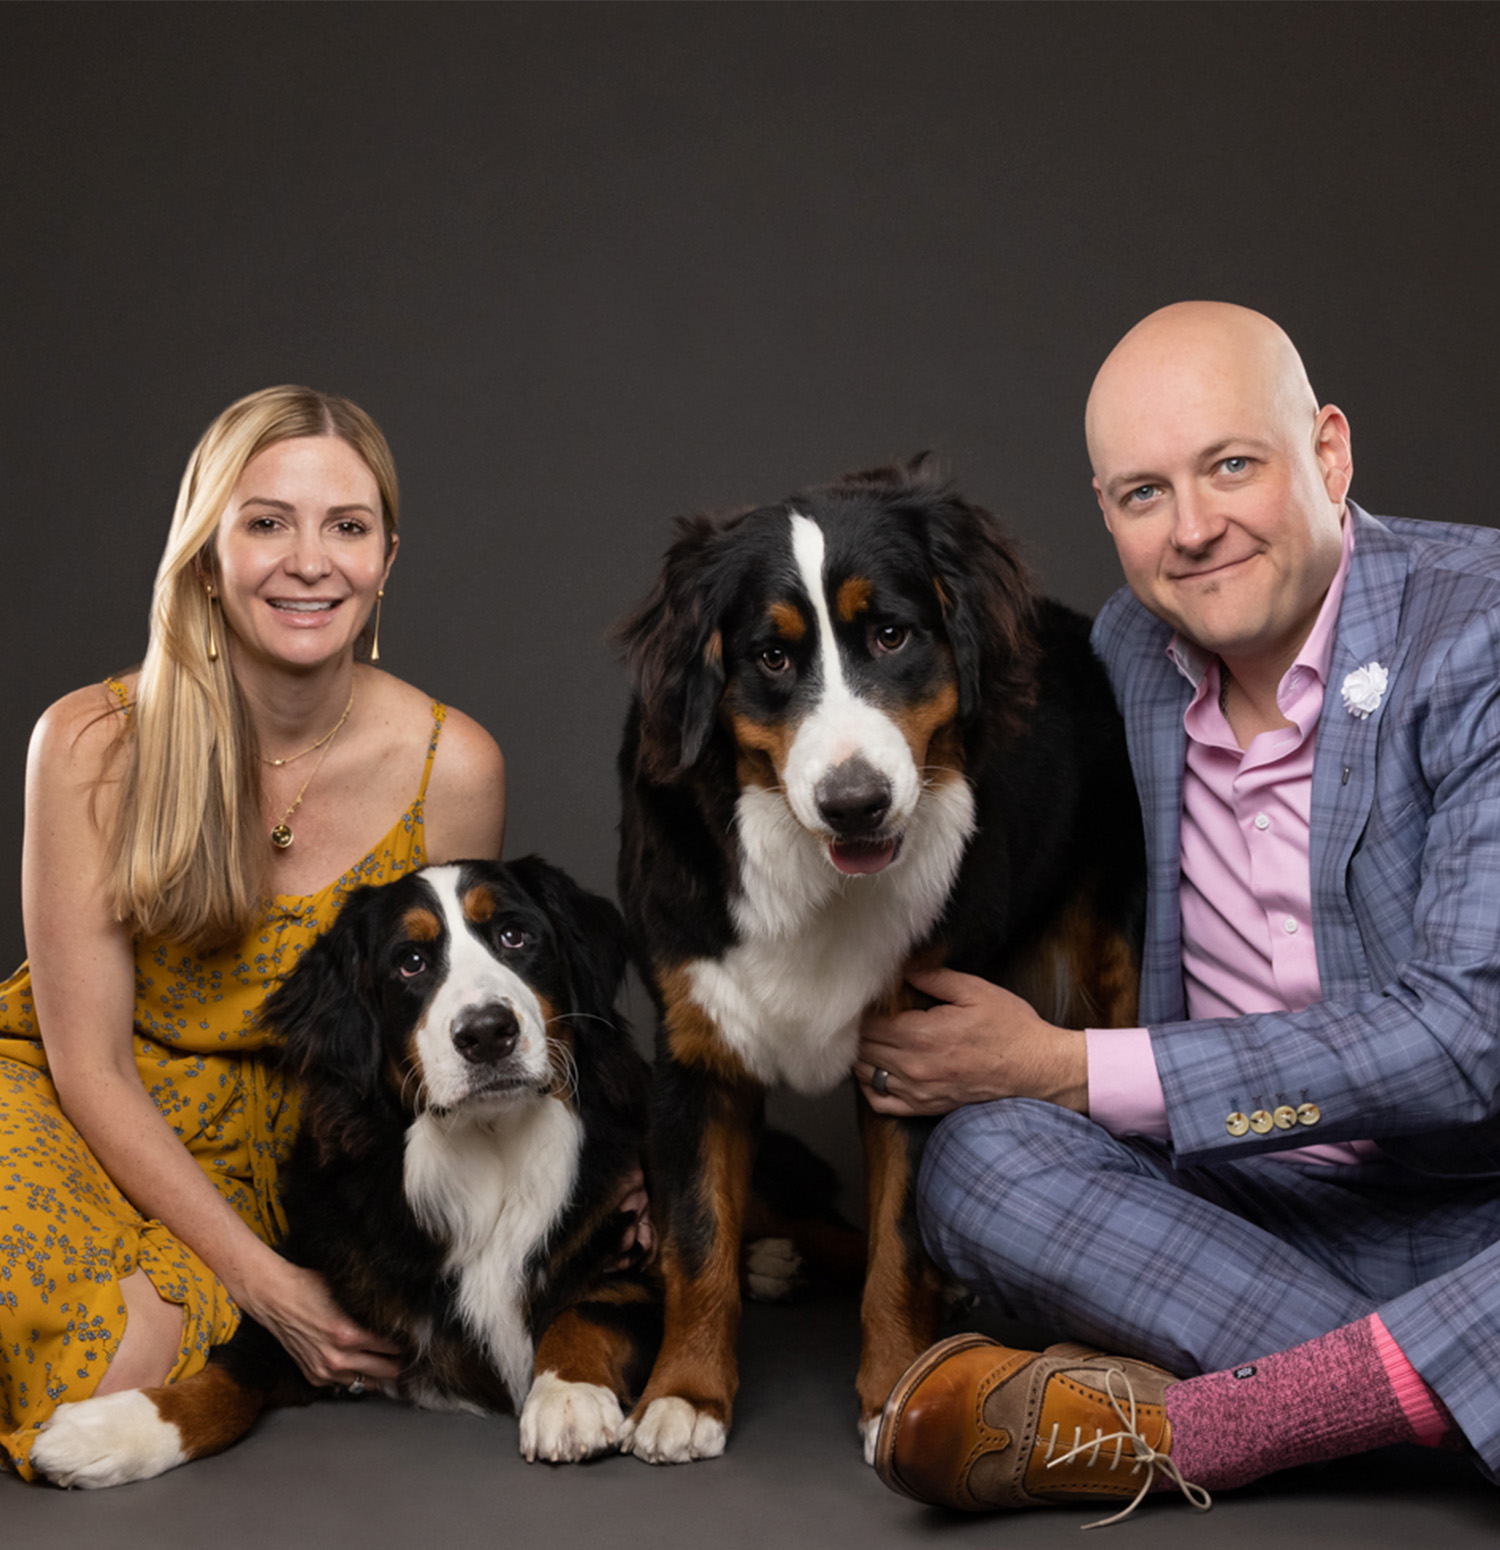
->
[855,966,1088,1118]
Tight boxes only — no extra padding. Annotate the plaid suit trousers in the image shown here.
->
[919,1098,1500,1476]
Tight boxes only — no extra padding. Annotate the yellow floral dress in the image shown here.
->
[0,699,446,1478]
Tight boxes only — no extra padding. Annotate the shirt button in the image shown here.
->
[1297,1103,1322,1127]
[1226,1111,1250,1137]
[1254,813,1270,831]
[1249,1109,1274,1134]
[1283,917,1299,934]
[1273,1105,1298,1130]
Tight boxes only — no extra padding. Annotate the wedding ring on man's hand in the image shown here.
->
[873,1067,890,1096]
[347,1375,366,1396]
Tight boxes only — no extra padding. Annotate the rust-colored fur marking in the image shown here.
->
[728,710,797,790]
[153,1363,269,1460]
[401,906,441,942]
[634,1088,758,1423]
[535,1305,642,1397]
[1008,890,1141,1029]
[462,885,496,925]
[856,1105,941,1422]
[659,968,754,1085]
[887,680,961,769]
[768,601,807,641]
[835,575,872,623]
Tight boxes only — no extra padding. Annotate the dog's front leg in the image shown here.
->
[522,1280,662,1464]
[620,1059,760,1464]
[855,1101,942,1465]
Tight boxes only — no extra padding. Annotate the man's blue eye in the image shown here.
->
[1222,457,1248,474]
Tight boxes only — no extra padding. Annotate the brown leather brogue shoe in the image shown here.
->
[875,1334,1209,1522]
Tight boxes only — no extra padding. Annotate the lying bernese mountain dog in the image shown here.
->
[30,857,661,1488]
[615,459,1145,1465]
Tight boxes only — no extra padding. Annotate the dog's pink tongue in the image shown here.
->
[829,839,898,875]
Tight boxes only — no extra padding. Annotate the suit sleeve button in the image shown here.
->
[1273,1105,1298,1130]
[1249,1109,1274,1134]
[1226,1111,1250,1137]
[1297,1102,1322,1127]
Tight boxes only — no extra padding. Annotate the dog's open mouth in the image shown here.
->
[828,836,902,876]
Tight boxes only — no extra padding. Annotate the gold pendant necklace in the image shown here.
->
[269,688,355,850]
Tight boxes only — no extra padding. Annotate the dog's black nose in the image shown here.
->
[815,758,892,836]
[451,1003,520,1065]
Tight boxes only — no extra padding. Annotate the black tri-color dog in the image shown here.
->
[615,460,1145,1465]
[30,857,661,1488]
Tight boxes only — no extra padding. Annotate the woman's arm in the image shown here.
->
[23,688,401,1388]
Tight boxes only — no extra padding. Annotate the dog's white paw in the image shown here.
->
[859,1412,880,1466]
[618,1397,727,1464]
[30,1391,186,1489]
[519,1372,623,1463]
[743,1237,804,1302]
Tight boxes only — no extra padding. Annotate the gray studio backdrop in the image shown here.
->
[4,2,1499,1201]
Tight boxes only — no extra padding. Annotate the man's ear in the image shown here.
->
[1313,404,1353,506]
[1094,476,1117,536]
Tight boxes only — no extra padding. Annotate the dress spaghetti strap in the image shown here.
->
[418,702,447,801]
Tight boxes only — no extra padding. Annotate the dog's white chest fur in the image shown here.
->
[684,778,976,1094]
[403,1098,583,1407]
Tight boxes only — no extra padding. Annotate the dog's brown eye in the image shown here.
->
[399,950,428,979]
[872,624,909,654]
[499,927,529,950]
[758,647,791,675]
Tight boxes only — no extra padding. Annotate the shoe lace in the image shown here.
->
[1043,1365,1213,1530]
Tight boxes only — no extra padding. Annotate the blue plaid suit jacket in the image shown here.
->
[1091,503,1500,1177]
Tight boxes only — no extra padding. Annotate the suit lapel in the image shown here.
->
[1310,505,1412,997]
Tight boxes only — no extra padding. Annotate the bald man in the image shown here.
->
[865,304,1500,1518]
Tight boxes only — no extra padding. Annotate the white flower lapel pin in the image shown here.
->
[1341,662,1389,720]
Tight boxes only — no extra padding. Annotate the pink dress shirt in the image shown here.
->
[1086,514,1376,1165]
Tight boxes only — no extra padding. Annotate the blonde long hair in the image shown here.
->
[103,386,400,952]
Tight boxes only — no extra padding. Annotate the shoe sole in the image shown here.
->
[872,1331,999,1502]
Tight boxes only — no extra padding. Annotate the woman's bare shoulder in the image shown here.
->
[364,671,505,861]
[30,679,135,779]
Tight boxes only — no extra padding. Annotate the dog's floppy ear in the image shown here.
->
[920,480,1040,741]
[615,515,728,780]
[260,883,391,1158]
[505,854,630,1026]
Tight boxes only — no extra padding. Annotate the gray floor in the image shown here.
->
[5,1295,1497,1550]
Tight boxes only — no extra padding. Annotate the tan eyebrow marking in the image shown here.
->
[462,886,497,924]
[402,906,442,941]
[836,576,872,623]
[768,601,807,640]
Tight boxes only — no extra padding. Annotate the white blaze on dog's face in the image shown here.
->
[406,866,554,1114]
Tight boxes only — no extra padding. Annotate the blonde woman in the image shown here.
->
[0,387,506,1477]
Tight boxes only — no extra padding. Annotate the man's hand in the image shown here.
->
[855,965,1089,1118]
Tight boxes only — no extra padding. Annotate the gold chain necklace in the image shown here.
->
[268,689,355,850]
[260,685,355,767]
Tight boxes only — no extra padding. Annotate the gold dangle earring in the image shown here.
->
[205,584,219,662]
[370,588,384,663]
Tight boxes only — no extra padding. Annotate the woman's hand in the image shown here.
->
[609,1162,656,1270]
[855,965,1089,1118]
[239,1255,405,1390]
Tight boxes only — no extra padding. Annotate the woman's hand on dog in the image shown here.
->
[856,966,1089,1118]
[610,1163,657,1269]
[242,1255,404,1390]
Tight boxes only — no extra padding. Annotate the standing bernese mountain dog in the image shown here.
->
[30,857,661,1488]
[614,459,1145,1465]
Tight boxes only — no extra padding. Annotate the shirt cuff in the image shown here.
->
[1084,1026,1171,1141]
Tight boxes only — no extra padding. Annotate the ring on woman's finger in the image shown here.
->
[872,1067,890,1096]
[347,1374,366,1397]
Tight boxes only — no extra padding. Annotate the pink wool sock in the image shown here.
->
[1163,1314,1454,1491]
